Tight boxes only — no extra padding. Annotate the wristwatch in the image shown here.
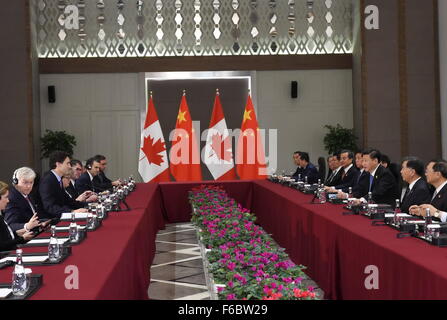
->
[434,209,440,218]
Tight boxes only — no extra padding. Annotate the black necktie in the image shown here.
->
[25,196,37,214]
[402,187,411,204]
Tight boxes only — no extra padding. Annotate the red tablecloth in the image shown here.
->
[159,180,447,300]
[0,183,165,300]
[3,180,447,300]
[251,180,447,300]
[159,180,253,223]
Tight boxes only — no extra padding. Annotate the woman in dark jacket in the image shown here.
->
[0,181,34,252]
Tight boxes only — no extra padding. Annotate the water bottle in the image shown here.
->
[48,225,61,262]
[298,174,302,182]
[424,208,432,239]
[347,187,353,207]
[318,183,326,204]
[12,249,28,296]
[366,192,374,215]
[305,176,308,184]
[393,199,401,226]
[69,212,79,242]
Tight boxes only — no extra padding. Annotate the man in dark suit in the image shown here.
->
[4,167,48,232]
[326,150,360,193]
[39,151,88,219]
[399,157,432,213]
[353,149,399,206]
[75,157,102,194]
[325,152,343,187]
[296,151,319,184]
[410,160,447,221]
[93,155,121,191]
[291,151,302,180]
[0,181,35,252]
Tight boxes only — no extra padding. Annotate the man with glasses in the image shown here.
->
[399,157,431,213]
[409,160,447,221]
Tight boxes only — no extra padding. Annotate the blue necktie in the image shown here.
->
[369,175,374,192]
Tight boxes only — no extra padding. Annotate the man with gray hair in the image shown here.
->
[4,167,50,232]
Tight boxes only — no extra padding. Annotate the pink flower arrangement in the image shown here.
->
[189,185,319,301]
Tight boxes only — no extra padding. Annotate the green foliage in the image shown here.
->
[323,124,358,155]
[40,129,76,159]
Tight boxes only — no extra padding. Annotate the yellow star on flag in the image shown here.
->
[177,110,187,123]
[243,109,252,123]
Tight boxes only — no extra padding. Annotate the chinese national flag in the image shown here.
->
[138,94,170,182]
[236,94,267,180]
[204,90,236,180]
[169,92,202,181]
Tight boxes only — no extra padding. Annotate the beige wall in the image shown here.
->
[256,69,354,173]
[39,73,143,180]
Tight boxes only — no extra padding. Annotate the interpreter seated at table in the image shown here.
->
[399,157,432,213]
[0,181,35,252]
[325,152,343,186]
[39,151,88,219]
[296,151,319,184]
[75,157,103,194]
[4,167,51,232]
[325,150,359,193]
[346,149,399,207]
[409,160,447,222]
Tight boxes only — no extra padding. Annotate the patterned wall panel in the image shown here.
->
[34,0,352,58]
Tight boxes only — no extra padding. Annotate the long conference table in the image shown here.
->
[1,180,447,300]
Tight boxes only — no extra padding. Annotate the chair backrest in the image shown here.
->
[317,157,326,183]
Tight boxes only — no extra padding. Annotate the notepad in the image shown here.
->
[61,212,88,220]
[406,220,426,224]
[0,255,48,264]
[384,213,412,218]
[0,288,12,299]
[28,238,69,245]
[55,226,85,232]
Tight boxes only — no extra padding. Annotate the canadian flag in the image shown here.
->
[236,93,267,180]
[203,90,236,180]
[138,94,170,182]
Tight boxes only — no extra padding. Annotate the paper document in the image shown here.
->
[0,288,12,299]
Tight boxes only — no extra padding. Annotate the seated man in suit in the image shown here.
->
[4,167,50,232]
[75,157,102,194]
[291,151,302,180]
[325,155,334,182]
[93,155,121,191]
[325,152,343,187]
[326,150,360,193]
[296,151,319,184]
[66,160,82,199]
[409,160,447,221]
[354,151,363,170]
[337,150,370,199]
[63,169,97,203]
[352,149,399,206]
[39,151,88,219]
[0,181,35,252]
[399,157,432,213]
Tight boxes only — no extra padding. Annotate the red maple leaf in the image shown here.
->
[210,133,233,162]
[140,135,166,166]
